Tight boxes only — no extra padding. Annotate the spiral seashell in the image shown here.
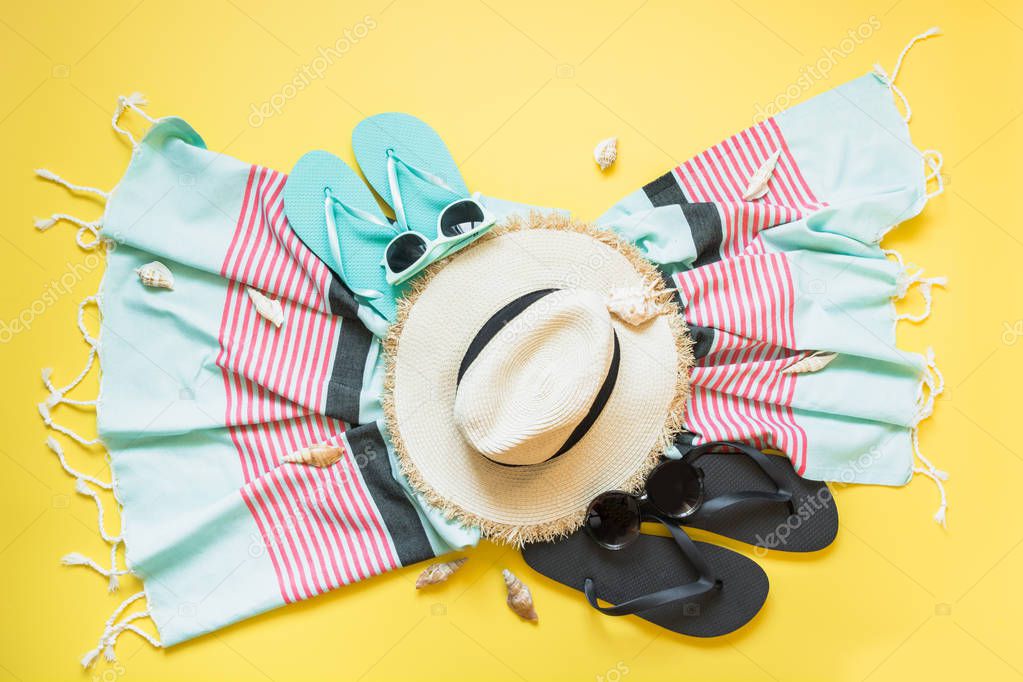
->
[135,261,174,290]
[781,350,837,375]
[415,558,468,589]
[281,442,344,467]
[606,284,665,326]
[593,136,618,171]
[502,569,538,622]
[246,287,284,328]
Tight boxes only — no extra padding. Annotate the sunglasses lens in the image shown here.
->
[584,492,641,549]
[439,200,486,238]
[646,459,703,519]
[386,233,428,273]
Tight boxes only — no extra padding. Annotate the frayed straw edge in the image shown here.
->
[382,212,694,547]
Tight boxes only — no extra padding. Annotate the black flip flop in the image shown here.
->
[522,519,768,637]
[679,440,838,552]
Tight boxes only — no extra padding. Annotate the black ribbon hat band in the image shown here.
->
[456,289,621,466]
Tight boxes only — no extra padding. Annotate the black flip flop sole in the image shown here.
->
[522,530,768,637]
[683,451,838,552]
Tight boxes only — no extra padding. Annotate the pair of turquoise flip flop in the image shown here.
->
[283,113,492,325]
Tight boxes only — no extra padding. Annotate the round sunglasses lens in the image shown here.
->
[584,492,641,549]
[439,200,486,238]
[386,233,428,273]
[646,459,704,519]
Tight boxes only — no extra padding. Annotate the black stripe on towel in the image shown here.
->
[687,324,716,361]
[642,171,688,208]
[659,273,714,364]
[346,422,435,567]
[641,172,723,266]
[324,277,374,424]
[324,318,373,425]
[327,276,361,320]
[681,203,724,267]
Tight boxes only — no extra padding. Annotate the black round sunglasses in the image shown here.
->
[584,440,795,550]
[584,458,705,550]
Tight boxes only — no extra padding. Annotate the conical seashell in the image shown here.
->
[606,284,664,326]
[593,136,618,171]
[741,149,782,201]
[415,558,468,589]
[281,442,343,467]
[502,569,538,622]
[781,350,837,375]
[135,261,174,289]
[246,287,284,328]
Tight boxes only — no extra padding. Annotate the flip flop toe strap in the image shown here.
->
[322,190,395,301]
[385,149,459,233]
[698,490,793,516]
[684,440,797,516]
[583,519,721,616]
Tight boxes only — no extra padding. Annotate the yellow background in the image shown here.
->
[2,1,1022,680]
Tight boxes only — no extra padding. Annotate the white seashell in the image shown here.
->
[502,569,538,622]
[415,558,468,589]
[246,287,284,328]
[135,261,174,290]
[593,136,618,171]
[742,149,782,201]
[606,284,664,326]
[281,442,343,467]
[781,350,837,375]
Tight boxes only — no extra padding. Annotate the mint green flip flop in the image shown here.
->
[283,150,401,322]
[352,113,495,283]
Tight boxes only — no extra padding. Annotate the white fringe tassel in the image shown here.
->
[912,347,948,527]
[873,27,941,124]
[62,548,129,593]
[922,149,945,199]
[45,437,109,490]
[895,265,947,323]
[112,92,156,148]
[34,213,103,249]
[34,168,110,200]
[71,479,126,592]
[33,168,107,250]
[80,591,161,669]
[36,91,162,667]
[46,435,126,589]
[36,94,155,254]
[75,479,122,545]
[37,297,104,444]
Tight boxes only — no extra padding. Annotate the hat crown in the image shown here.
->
[453,289,615,466]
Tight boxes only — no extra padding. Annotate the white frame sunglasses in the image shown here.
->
[381,196,496,285]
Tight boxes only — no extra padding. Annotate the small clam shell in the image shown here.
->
[246,287,284,328]
[781,350,837,375]
[593,136,618,171]
[281,443,344,467]
[136,261,174,290]
[502,569,538,622]
[742,149,781,201]
[415,558,468,589]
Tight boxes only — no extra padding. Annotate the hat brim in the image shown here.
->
[383,214,693,545]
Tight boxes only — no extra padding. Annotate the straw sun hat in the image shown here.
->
[383,214,693,545]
